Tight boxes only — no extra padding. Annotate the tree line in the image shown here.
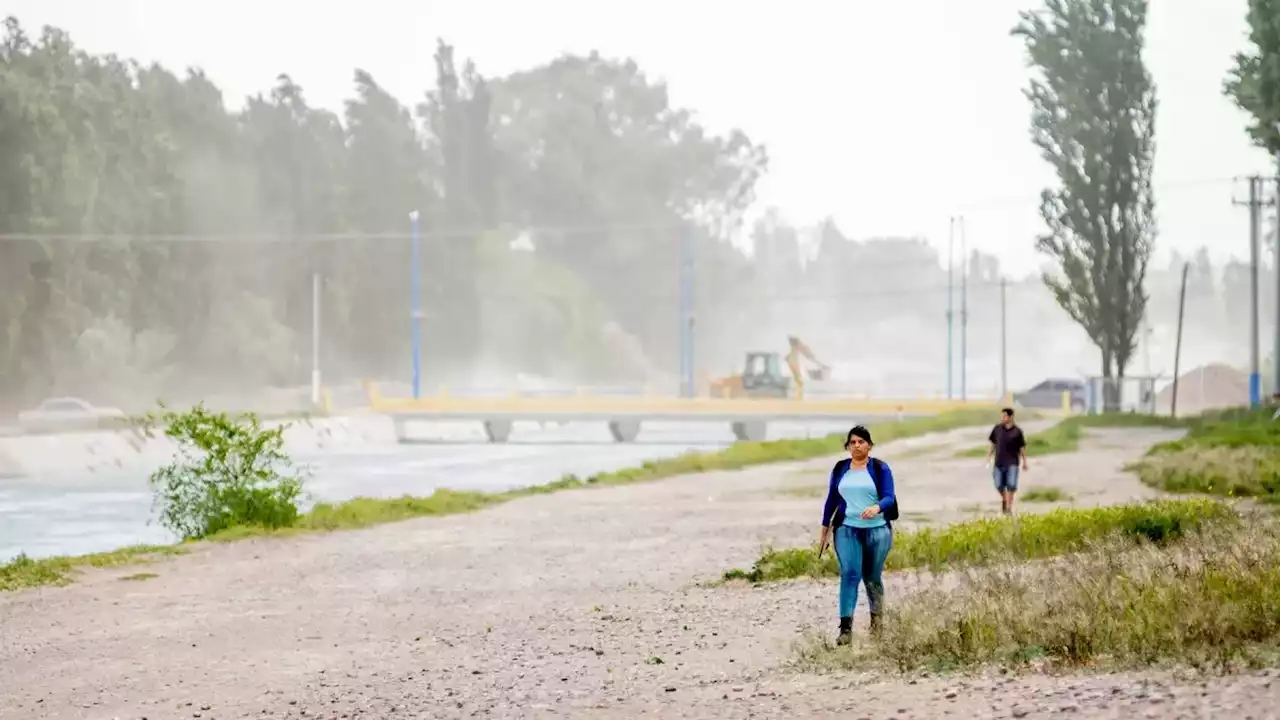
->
[7,1,1280,412]
[0,18,781,408]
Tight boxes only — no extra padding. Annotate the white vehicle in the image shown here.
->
[17,397,127,432]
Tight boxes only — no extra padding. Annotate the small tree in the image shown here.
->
[1013,0,1158,411]
[141,403,305,540]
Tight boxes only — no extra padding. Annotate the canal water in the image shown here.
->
[0,419,844,562]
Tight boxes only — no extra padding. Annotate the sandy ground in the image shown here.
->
[2,422,1278,720]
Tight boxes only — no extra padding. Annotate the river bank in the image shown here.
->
[6,415,845,561]
[3,422,1272,719]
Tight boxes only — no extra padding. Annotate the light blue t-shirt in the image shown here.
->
[839,467,887,529]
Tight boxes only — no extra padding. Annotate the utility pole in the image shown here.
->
[1235,178,1264,407]
[1171,262,1189,418]
[311,271,321,408]
[1254,177,1263,408]
[1142,321,1151,377]
[946,217,954,400]
[959,216,968,402]
[1274,161,1280,402]
[678,223,695,398]
[999,276,1007,402]
[409,210,422,400]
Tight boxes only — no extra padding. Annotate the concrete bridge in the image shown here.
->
[364,384,995,443]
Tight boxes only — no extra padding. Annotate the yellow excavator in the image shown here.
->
[707,336,832,399]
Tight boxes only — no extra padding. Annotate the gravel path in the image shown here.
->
[2,423,1277,719]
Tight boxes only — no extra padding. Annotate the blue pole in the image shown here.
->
[1250,176,1261,408]
[679,224,694,397]
[410,210,421,400]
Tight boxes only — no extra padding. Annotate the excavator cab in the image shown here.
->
[741,351,791,397]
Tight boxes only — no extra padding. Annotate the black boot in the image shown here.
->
[869,612,883,637]
[837,616,853,646]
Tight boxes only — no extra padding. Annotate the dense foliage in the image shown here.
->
[0,18,781,408]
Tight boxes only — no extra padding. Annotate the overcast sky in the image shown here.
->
[4,0,1274,276]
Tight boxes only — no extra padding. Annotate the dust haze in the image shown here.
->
[0,13,1266,417]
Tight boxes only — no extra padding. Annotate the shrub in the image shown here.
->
[142,403,305,540]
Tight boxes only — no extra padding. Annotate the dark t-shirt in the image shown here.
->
[989,424,1026,468]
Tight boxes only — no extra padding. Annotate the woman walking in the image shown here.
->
[817,425,898,645]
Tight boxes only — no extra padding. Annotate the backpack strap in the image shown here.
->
[868,458,894,531]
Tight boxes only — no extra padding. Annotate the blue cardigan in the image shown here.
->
[821,457,898,528]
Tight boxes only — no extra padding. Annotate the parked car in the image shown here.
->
[17,397,127,432]
[1012,378,1087,412]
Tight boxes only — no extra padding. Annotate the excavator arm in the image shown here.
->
[785,336,831,399]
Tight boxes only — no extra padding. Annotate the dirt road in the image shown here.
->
[2,423,1276,719]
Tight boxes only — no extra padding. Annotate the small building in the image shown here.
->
[1082,375,1160,415]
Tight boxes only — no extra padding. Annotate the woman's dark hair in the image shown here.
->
[844,424,873,449]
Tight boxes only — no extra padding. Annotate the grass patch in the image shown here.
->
[0,545,188,592]
[1146,406,1280,455]
[1130,406,1280,502]
[956,419,1082,458]
[6,407,1001,592]
[1071,413,1192,429]
[722,498,1236,582]
[119,572,159,582]
[1019,487,1071,503]
[799,517,1280,673]
[1131,446,1280,500]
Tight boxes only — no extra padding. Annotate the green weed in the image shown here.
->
[723,499,1237,582]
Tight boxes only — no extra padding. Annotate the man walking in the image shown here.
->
[985,407,1028,515]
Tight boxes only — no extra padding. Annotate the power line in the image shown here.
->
[347,279,1067,302]
[0,174,1248,243]
[0,221,681,243]
[951,175,1239,213]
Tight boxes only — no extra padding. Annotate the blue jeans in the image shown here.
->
[833,524,893,618]
[993,465,1020,492]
